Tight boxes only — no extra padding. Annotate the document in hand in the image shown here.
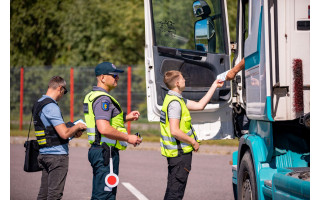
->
[74,119,86,126]
[67,119,86,140]
[216,70,230,82]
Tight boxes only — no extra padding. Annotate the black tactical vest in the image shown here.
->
[32,98,69,148]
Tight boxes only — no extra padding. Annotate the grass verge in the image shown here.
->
[11,128,239,147]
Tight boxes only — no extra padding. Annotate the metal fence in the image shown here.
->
[10,65,147,129]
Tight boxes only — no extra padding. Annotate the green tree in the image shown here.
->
[10,0,65,66]
[227,0,238,42]
[10,0,145,67]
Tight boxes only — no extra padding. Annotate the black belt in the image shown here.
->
[90,143,119,152]
[90,143,118,166]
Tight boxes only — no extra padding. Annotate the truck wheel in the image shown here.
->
[237,151,257,200]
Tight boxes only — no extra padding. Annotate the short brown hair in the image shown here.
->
[48,76,66,89]
[163,70,181,90]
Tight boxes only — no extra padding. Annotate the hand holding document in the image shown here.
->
[74,119,86,126]
[216,70,230,82]
[68,119,87,140]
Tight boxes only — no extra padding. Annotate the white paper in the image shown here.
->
[74,119,86,126]
[216,70,230,82]
[68,119,86,141]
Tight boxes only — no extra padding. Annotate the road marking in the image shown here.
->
[122,182,149,200]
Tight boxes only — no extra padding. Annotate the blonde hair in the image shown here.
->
[163,70,181,90]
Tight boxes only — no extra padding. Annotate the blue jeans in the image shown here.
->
[88,145,120,200]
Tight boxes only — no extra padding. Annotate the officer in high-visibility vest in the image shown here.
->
[83,62,142,200]
[161,70,224,200]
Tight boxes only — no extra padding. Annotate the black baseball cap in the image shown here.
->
[95,62,124,76]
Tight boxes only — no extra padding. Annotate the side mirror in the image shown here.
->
[193,0,211,18]
[193,1,204,17]
[194,18,215,51]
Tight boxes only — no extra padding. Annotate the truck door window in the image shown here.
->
[244,0,249,41]
[152,0,227,54]
[241,0,249,56]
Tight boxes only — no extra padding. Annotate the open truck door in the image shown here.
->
[144,0,235,140]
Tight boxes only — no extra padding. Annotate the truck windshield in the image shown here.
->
[151,0,226,54]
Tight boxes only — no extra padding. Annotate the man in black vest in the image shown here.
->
[33,76,86,200]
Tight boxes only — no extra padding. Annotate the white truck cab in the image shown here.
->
[144,0,310,139]
[144,0,234,140]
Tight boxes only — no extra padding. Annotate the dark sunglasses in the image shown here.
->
[62,86,68,94]
[107,73,119,79]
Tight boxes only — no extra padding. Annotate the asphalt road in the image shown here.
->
[11,142,236,200]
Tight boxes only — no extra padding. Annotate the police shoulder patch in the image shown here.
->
[101,100,110,111]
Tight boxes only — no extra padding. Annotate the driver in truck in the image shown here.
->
[226,58,245,81]
[160,70,224,200]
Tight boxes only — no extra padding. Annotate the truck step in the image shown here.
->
[286,167,310,181]
[264,180,272,188]
[286,167,310,172]
[273,172,310,199]
[263,180,273,198]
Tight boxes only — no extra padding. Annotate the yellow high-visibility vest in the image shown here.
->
[160,94,199,157]
[83,90,127,150]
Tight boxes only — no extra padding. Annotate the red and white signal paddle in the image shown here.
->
[105,146,119,189]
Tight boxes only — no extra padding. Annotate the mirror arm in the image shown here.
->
[230,42,237,53]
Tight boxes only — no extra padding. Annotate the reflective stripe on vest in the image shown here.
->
[35,130,45,137]
[37,139,46,145]
[160,142,192,150]
[160,94,199,158]
[86,128,95,133]
[160,129,193,143]
[86,128,128,148]
[83,90,127,150]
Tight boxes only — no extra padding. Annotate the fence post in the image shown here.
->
[19,67,24,130]
[127,66,132,134]
[70,67,74,122]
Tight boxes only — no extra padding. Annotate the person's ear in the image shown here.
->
[58,85,63,93]
[100,75,105,83]
[176,80,180,88]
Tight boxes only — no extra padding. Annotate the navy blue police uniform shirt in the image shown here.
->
[92,86,121,122]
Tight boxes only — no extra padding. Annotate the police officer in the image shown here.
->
[160,70,224,200]
[34,76,87,200]
[83,62,142,200]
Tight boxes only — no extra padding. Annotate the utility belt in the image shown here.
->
[88,127,128,150]
[90,143,119,166]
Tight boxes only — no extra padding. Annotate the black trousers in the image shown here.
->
[37,154,69,200]
[88,145,120,200]
[164,152,192,200]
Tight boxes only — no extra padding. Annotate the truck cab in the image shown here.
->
[145,0,234,141]
[144,0,310,199]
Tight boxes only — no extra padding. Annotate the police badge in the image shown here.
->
[102,100,110,111]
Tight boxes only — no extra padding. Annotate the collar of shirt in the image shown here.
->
[41,95,57,104]
[168,90,183,99]
[92,86,109,93]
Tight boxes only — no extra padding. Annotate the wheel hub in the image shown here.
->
[241,175,253,200]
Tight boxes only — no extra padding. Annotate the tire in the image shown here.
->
[232,183,238,200]
[237,150,258,200]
